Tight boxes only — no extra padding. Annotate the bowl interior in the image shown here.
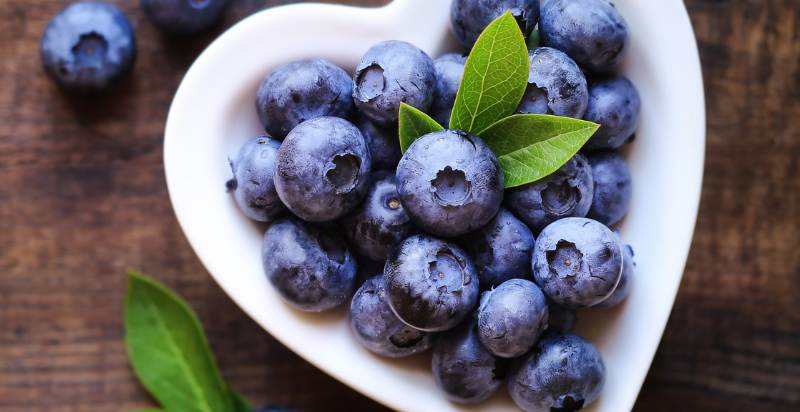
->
[164,1,705,411]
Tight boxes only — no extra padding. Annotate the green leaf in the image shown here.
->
[449,11,530,135]
[230,389,252,412]
[125,271,235,412]
[130,409,165,412]
[398,102,444,153]
[527,24,540,49]
[480,114,599,188]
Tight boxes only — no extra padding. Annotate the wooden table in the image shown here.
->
[1,1,797,411]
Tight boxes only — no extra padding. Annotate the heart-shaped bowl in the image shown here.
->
[164,0,704,410]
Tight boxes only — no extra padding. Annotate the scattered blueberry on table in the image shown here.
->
[41,1,136,93]
[141,0,229,34]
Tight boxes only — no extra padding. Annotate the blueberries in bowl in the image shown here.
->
[458,208,535,288]
[256,59,353,139]
[506,153,594,233]
[532,217,623,308]
[341,172,416,261]
[227,136,285,222]
[384,235,479,332]
[583,76,641,150]
[273,116,371,222]
[396,130,504,238]
[450,0,540,49]
[508,333,606,412]
[349,276,433,358]
[262,217,357,312]
[432,319,506,404]
[141,0,229,34]
[41,1,136,93]
[477,278,549,358]
[222,1,646,406]
[587,150,632,226]
[540,0,629,73]
[517,47,588,119]
[352,40,436,126]
[430,53,466,126]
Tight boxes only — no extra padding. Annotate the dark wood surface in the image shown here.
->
[0,1,798,411]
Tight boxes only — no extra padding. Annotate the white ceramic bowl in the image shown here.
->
[164,1,704,410]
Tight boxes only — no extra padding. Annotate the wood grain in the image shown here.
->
[0,1,797,411]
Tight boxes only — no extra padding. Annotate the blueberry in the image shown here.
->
[273,117,371,222]
[256,59,353,139]
[508,333,605,412]
[595,243,634,308]
[506,153,594,233]
[517,47,588,119]
[341,172,416,261]
[450,0,539,49]
[353,41,436,126]
[262,217,357,312]
[432,319,505,404]
[40,2,135,93]
[141,0,228,34]
[547,300,577,333]
[430,53,466,126]
[227,136,285,222]
[458,208,535,288]
[349,276,432,358]
[384,235,479,332]
[583,76,641,150]
[532,217,622,308]
[355,116,401,170]
[397,130,504,237]
[539,0,629,72]
[586,150,631,226]
[251,407,294,412]
[477,279,548,358]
